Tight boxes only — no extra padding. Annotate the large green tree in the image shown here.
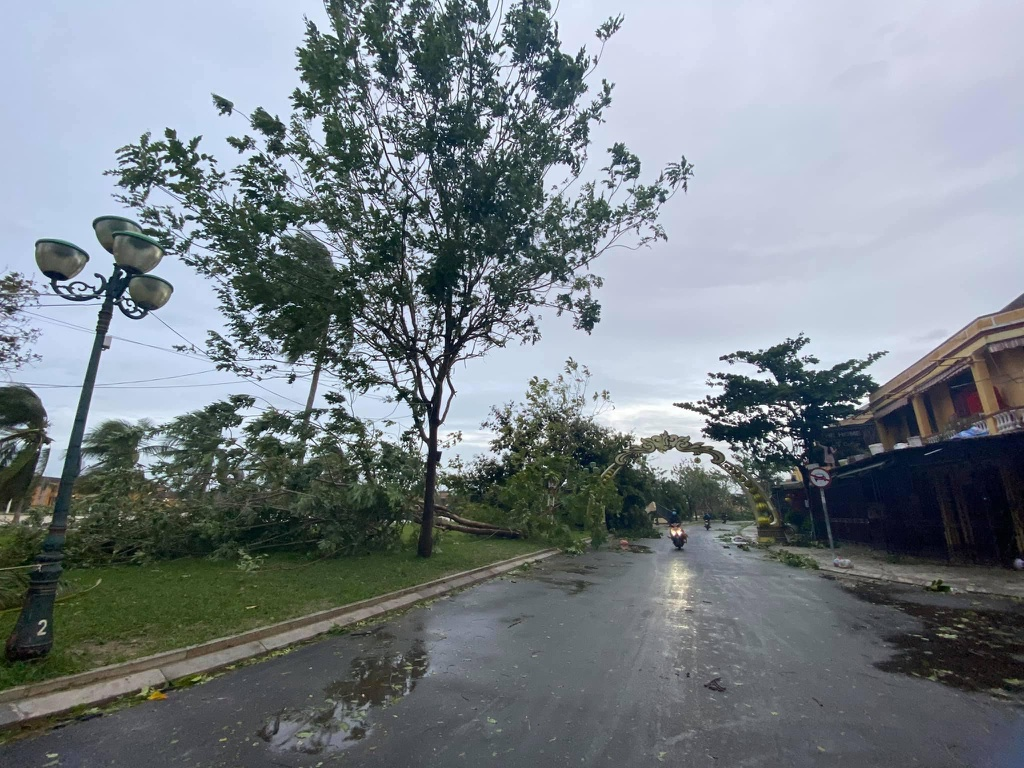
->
[110,0,691,556]
[675,334,885,476]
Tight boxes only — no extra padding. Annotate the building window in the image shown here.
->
[948,371,983,418]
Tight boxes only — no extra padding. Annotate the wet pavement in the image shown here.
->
[743,524,1024,600]
[2,528,1023,767]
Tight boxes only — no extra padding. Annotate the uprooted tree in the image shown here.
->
[110,0,691,557]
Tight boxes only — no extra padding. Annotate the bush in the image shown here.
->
[0,524,44,569]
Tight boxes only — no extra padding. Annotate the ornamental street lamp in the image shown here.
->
[5,216,174,661]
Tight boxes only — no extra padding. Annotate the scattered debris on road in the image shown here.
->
[616,542,653,554]
[704,677,726,692]
[765,550,820,570]
[846,581,1024,702]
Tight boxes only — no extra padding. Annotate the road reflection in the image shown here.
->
[259,639,429,754]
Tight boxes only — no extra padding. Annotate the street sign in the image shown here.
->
[808,467,832,489]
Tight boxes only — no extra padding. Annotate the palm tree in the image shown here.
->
[81,418,158,475]
[0,385,49,517]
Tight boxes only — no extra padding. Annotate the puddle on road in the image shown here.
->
[845,582,1024,702]
[514,560,597,595]
[526,575,592,594]
[259,639,429,754]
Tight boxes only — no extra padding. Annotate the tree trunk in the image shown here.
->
[413,513,522,539]
[417,407,442,558]
[297,329,328,467]
[432,519,522,538]
[444,512,506,531]
[798,464,818,540]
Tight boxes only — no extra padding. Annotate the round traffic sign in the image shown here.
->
[809,467,832,489]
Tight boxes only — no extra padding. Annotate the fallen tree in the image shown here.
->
[411,504,523,539]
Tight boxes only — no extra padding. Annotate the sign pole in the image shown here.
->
[808,467,837,560]
[819,487,836,559]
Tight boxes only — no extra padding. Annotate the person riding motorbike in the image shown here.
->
[703,512,712,530]
[667,510,687,549]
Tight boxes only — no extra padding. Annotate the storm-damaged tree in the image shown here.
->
[0,272,42,373]
[674,334,885,521]
[110,0,691,557]
[0,386,49,520]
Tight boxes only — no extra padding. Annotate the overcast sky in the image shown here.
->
[5,0,1024,474]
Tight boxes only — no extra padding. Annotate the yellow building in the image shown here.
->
[862,292,1024,449]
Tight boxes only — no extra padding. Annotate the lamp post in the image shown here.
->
[5,216,174,662]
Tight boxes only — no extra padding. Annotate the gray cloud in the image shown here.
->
[6,0,1024,476]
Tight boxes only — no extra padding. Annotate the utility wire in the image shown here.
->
[23,311,310,408]
[148,314,310,409]
[23,311,208,361]
[25,381,242,390]
[20,369,220,388]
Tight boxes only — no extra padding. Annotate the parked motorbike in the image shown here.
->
[669,525,687,550]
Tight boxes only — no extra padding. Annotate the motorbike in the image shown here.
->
[704,519,712,531]
[669,524,687,550]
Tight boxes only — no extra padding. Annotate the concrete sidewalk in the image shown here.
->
[738,525,1024,599]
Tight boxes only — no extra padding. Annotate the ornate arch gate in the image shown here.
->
[601,432,781,539]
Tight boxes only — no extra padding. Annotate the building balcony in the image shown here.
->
[992,406,1024,434]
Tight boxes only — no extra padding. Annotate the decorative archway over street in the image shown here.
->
[601,432,781,528]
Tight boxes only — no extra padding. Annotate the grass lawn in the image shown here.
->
[0,530,544,692]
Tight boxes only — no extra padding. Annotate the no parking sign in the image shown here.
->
[808,467,832,489]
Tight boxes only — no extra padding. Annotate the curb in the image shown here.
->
[765,546,1023,599]
[812,564,1022,598]
[0,547,559,729]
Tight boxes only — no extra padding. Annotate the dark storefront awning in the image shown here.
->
[873,397,908,420]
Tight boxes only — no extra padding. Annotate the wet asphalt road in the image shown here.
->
[2,527,1023,767]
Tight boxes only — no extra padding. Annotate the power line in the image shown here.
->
[27,303,96,309]
[20,369,220,388]
[23,311,207,361]
[150,313,318,409]
[99,381,244,390]
[27,381,242,390]
[152,313,206,352]
[23,310,311,408]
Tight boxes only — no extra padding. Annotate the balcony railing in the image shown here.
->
[993,407,1024,434]
[904,407,1024,449]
